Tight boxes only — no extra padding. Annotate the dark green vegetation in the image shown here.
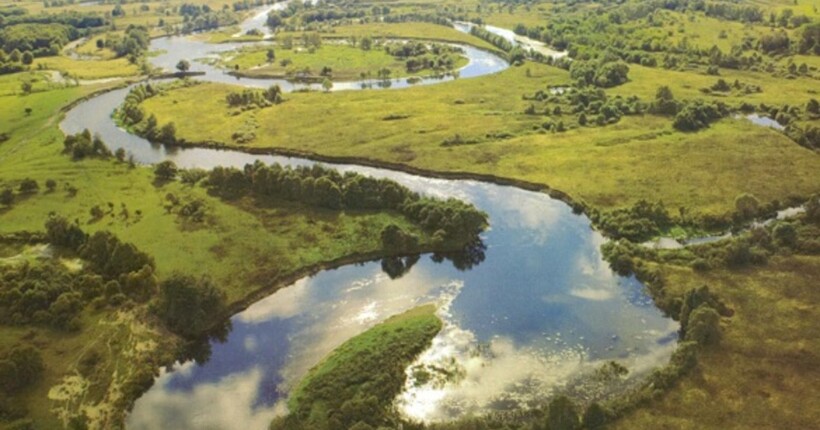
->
[203,161,488,247]
[271,305,442,430]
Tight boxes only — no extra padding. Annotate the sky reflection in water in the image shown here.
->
[127,180,678,429]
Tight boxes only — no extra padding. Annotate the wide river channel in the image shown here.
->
[60,5,678,428]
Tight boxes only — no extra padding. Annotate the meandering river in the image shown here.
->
[61,5,677,428]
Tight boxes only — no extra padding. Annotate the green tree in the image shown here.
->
[266,48,275,63]
[176,59,190,73]
[772,223,797,247]
[547,395,580,430]
[45,215,87,250]
[360,36,373,51]
[734,193,760,221]
[18,178,38,194]
[155,274,226,337]
[0,187,13,206]
[651,85,678,115]
[684,305,721,345]
[807,99,819,115]
[582,402,607,429]
[321,77,333,92]
[154,160,178,181]
[21,51,33,65]
[159,122,177,144]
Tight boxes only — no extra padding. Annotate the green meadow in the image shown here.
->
[219,43,467,81]
[137,62,819,215]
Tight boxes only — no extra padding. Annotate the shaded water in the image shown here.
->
[59,9,678,429]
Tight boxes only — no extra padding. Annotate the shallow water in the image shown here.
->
[740,113,785,131]
[60,10,678,429]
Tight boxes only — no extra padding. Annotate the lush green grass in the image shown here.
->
[0,71,66,96]
[33,55,140,80]
[137,62,820,215]
[70,34,119,60]
[220,43,467,81]
[614,254,820,430]
[276,305,442,429]
[611,63,819,107]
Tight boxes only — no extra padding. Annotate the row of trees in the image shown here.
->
[225,85,283,109]
[525,84,645,131]
[648,86,730,132]
[63,129,113,160]
[199,161,488,244]
[569,59,630,88]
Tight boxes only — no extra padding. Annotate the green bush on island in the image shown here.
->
[271,305,442,430]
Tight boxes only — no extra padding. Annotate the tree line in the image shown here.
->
[196,161,488,246]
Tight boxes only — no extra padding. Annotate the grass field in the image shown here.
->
[137,62,820,215]
[614,254,820,430]
[279,22,499,53]
[220,43,468,81]
[33,56,141,80]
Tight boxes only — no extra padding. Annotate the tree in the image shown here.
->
[159,122,176,144]
[734,193,760,221]
[360,36,373,51]
[773,223,797,247]
[45,215,87,250]
[594,61,629,87]
[21,81,32,94]
[322,77,333,92]
[21,51,33,65]
[684,305,721,345]
[807,99,819,115]
[154,160,178,181]
[266,48,275,63]
[0,187,13,206]
[0,345,44,393]
[155,274,226,337]
[45,179,57,192]
[582,402,608,429]
[176,59,190,73]
[547,395,580,430]
[18,178,38,194]
[96,38,105,49]
[651,86,678,115]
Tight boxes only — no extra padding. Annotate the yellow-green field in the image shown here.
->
[280,22,499,52]
[137,62,820,215]
[220,43,467,80]
[614,255,820,429]
[33,56,141,80]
